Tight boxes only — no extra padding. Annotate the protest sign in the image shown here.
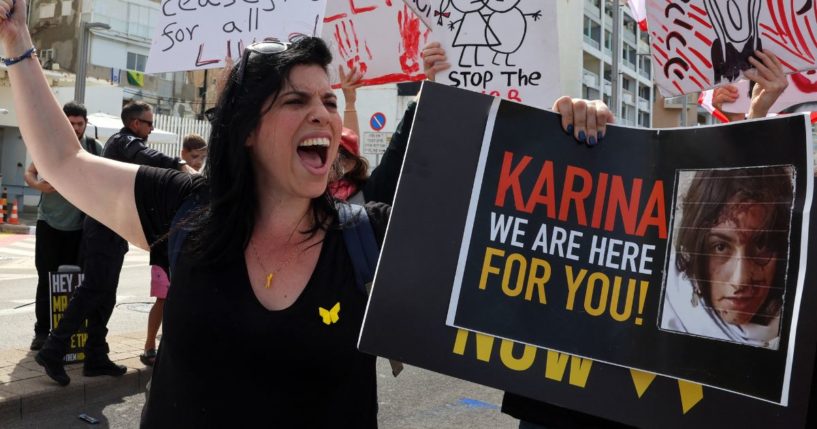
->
[648,0,817,97]
[359,82,817,427]
[49,270,88,363]
[403,0,559,110]
[323,1,429,87]
[719,73,817,118]
[146,0,326,73]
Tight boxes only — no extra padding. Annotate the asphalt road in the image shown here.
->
[5,359,517,428]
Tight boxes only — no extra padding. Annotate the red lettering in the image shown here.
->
[524,161,556,216]
[591,172,609,229]
[495,151,532,211]
[636,180,667,239]
[604,176,642,235]
[558,166,593,225]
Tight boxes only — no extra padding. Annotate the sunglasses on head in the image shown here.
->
[235,40,290,89]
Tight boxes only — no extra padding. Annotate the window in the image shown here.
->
[638,111,651,127]
[639,55,652,76]
[638,85,651,100]
[583,85,600,100]
[640,31,650,45]
[584,17,601,48]
[127,52,147,72]
[623,43,637,68]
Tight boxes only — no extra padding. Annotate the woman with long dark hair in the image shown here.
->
[0,0,612,425]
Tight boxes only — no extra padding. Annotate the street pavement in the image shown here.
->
[0,224,518,428]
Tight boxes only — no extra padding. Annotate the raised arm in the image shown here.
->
[745,50,788,119]
[0,0,147,248]
[339,64,364,137]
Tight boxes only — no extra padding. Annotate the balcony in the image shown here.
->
[583,70,600,87]
[622,91,635,105]
[618,117,636,126]
[585,0,601,19]
[639,67,651,79]
[584,35,601,50]
[638,97,650,111]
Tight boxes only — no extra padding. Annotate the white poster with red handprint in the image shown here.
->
[322,1,431,87]
[145,0,326,73]
[648,0,817,97]
[403,0,559,111]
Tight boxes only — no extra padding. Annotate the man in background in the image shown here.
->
[24,101,103,351]
[35,101,193,386]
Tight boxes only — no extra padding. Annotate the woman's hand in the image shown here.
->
[339,64,364,106]
[552,96,615,146]
[745,50,788,119]
[421,42,450,82]
[0,0,33,56]
[711,84,738,112]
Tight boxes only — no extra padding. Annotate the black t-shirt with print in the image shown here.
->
[135,166,387,428]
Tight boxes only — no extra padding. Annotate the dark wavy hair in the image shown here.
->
[674,166,794,325]
[339,147,370,190]
[187,36,335,263]
[63,101,88,120]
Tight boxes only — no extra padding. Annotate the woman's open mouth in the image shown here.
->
[297,137,330,172]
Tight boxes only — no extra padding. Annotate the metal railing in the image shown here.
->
[151,114,212,156]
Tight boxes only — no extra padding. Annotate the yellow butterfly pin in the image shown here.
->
[318,302,341,325]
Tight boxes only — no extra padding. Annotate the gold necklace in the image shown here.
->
[250,213,307,289]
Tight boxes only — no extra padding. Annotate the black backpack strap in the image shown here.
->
[337,203,379,295]
[337,202,402,376]
[168,196,199,276]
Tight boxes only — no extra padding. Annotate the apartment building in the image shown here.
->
[563,0,654,127]
[27,0,203,116]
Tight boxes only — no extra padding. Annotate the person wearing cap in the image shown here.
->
[329,128,369,203]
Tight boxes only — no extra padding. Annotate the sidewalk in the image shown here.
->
[0,331,153,422]
[0,206,36,235]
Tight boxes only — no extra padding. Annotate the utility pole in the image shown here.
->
[610,0,621,122]
[199,69,208,119]
[74,21,110,104]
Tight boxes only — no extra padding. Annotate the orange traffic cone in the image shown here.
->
[0,204,4,225]
[8,200,19,225]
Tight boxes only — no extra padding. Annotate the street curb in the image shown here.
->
[0,356,152,423]
[0,224,34,235]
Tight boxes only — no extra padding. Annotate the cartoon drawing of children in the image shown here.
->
[484,0,541,67]
[442,0,499,67]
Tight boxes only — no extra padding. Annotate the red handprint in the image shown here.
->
[397,4,428,74]
[333,19,373,75]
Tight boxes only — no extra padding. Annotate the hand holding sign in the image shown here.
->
[552,96,615,146]
[744,50,789,119]
[422,42,451,81]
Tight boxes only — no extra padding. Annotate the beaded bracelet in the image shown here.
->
[2,47,36,67]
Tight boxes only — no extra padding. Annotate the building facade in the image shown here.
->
[28,0,204,116]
